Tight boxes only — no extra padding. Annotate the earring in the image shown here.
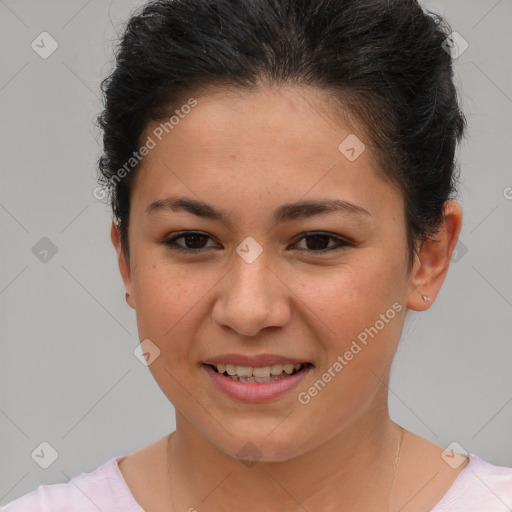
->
[422,295,430,302]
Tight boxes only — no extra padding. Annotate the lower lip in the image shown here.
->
[202,364,313,403]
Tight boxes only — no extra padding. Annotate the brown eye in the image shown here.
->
[293,232,351,252]
[162,231,217,252]
[180,233,209,249]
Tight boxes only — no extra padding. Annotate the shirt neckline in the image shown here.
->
[112,456,146,511]
[110,453,477,511]
[429,453,479,510]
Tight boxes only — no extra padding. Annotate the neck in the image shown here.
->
[167,395,403,511]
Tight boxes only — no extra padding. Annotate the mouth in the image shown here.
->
[205,362,312,383]
[201,359,314,402]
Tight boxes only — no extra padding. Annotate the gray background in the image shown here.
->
[1,0,511,505]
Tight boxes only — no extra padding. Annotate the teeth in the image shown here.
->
[213,363,303,377]
[270,364,283,375]
[283,364,294,374]
[236,366,253,377]
[253,366,271,378]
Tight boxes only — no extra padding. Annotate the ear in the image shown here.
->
[406,200,463,311]
[110,220,136,309]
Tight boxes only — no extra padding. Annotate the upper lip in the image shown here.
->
[203,353,312,367]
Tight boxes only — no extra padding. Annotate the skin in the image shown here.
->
[110,85,465,512]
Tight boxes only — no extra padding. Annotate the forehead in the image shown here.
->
[161,85,354,157]
[132,85,403,224]
[137,86,366,171]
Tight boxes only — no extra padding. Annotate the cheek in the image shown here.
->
[131,258,192,341]
[293,253,405,398]
[131,264,210,402]
[295,253,403,340]
[131,254,228,374]
[132,248,206,322]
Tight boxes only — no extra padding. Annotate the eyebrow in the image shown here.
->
[145,195,371,227]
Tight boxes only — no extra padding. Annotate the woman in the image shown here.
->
[3,0,511,511]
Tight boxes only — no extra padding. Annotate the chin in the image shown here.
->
[213,430,312,464]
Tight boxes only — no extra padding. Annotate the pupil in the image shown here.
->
[186,234,207,248]
[306,235,328,250]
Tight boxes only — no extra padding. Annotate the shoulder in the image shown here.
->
[1,456,143,512]
[431,453,512,511]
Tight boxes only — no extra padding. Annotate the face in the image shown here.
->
[114,85,424,461]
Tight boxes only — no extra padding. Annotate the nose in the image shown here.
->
[211,252,291,337]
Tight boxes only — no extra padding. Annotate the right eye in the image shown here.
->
[161,231,219,253]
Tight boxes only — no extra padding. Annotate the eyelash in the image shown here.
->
[161,231,352,254]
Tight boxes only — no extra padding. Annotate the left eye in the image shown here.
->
[293,232,350,252]
[162,231,350,253]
